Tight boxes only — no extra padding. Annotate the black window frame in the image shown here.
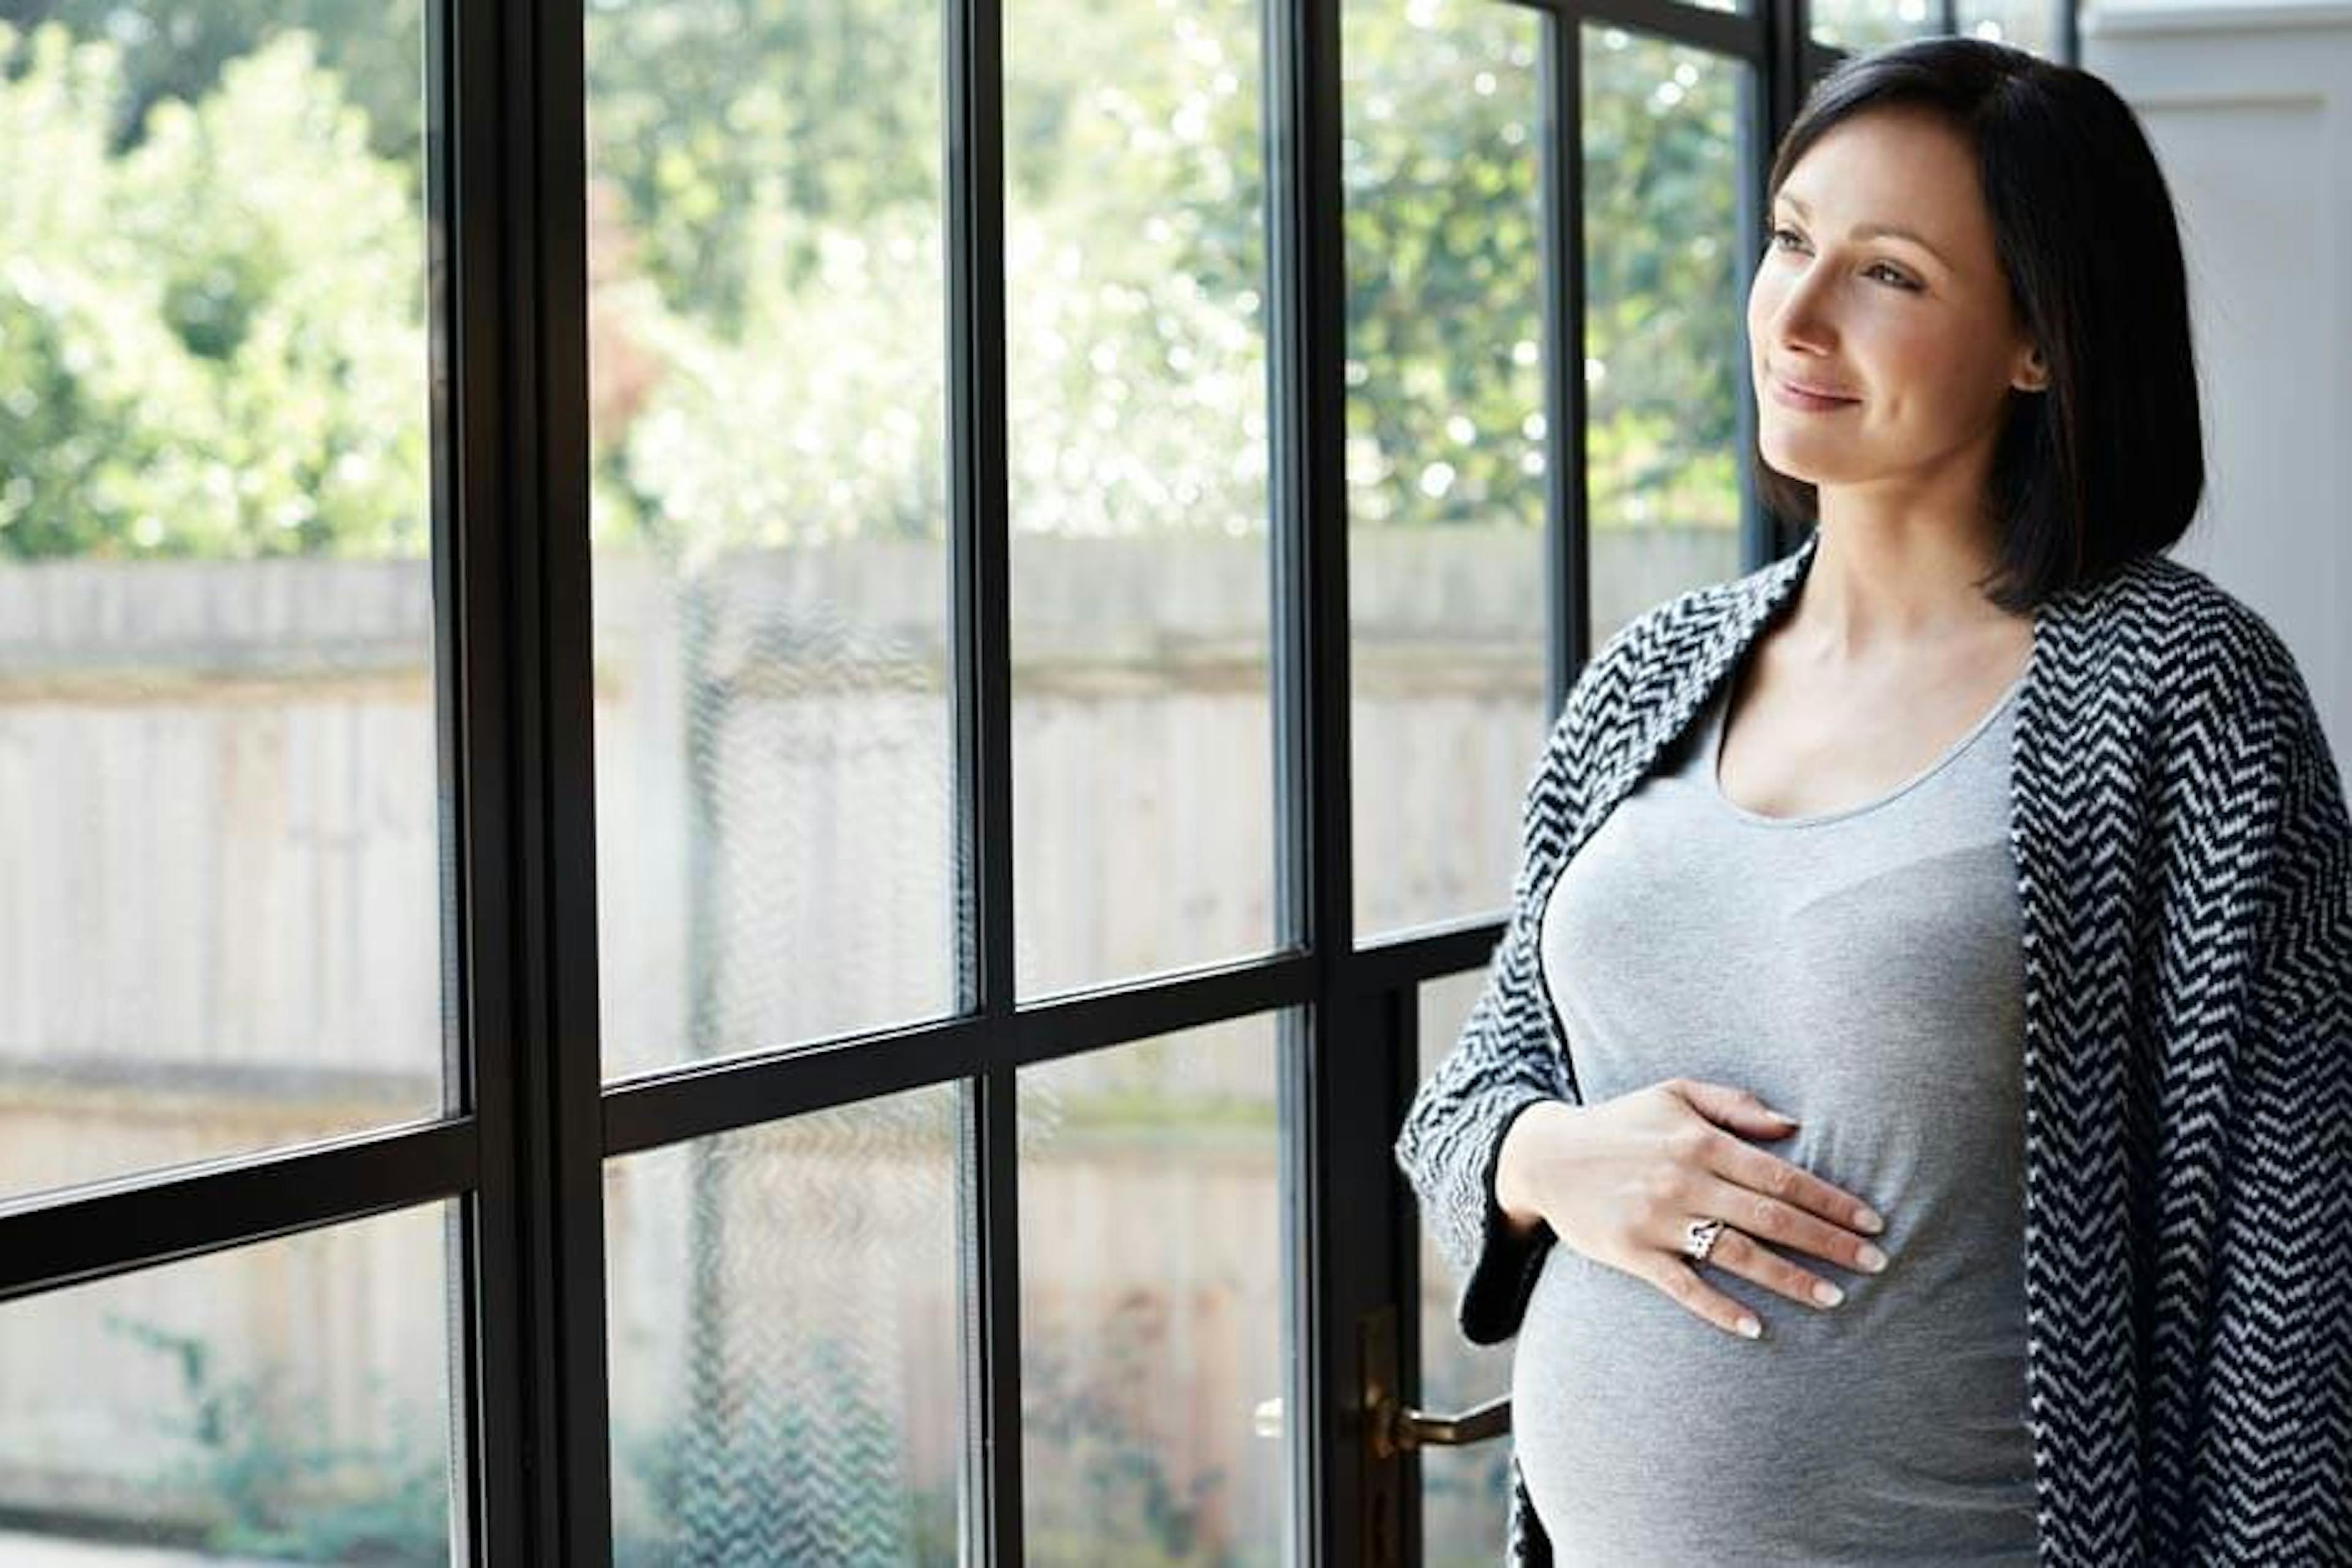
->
[0,0,2076,1560]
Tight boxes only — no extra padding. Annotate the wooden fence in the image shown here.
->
[0,526,1733,1555]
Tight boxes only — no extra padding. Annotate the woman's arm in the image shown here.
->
[2174,646,2352,1551]
[1394,682,1597,1346]
[1395,903,1580,1346]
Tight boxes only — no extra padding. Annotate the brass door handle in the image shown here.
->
[1352,1305,1514,1566]
[1359,1303,1512,1461]
[1253,1390,1509,1451]
[1382,1392,1510,1453]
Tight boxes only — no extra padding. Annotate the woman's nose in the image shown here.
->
[1769,274,1838,355]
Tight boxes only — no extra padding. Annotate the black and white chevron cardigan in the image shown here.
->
[1393,524,2352,1565]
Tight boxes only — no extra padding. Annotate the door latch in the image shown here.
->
[1358,1303,1512,1566]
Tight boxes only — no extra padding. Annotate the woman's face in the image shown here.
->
[1747,105,2046,504]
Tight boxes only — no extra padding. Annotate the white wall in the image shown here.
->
[2085,0,2352,780]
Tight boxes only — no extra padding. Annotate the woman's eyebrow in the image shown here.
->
[1776,191,1956,273]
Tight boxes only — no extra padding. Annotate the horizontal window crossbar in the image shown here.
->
[0,1117,475,1303]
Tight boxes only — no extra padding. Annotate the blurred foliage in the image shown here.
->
[0,0,423,172]
[0,20,428,559]
[1025,1288,1265,1567]
[1580,28,1745,531]
[107,1311,448,1561]
[1341,1,1551,533]
[617,1331,937,1566]
[0,0,1754,562]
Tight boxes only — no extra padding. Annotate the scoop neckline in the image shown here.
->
[1705,668,2026,829]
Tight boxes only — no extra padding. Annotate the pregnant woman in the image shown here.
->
[1394,37,2352,1567]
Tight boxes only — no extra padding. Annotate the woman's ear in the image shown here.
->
[2014,345,2049,394]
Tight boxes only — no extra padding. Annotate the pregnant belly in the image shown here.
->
[1507,1245,2040,1565]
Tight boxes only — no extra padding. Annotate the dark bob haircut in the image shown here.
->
[1755,37,2204,612]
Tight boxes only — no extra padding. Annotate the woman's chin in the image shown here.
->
[1759,451,1833,488]
[1758,434,1860,491]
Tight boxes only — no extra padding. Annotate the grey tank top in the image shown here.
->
[1512,656,2040,1563]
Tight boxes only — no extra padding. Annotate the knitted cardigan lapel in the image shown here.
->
[1445,525,2352,1566]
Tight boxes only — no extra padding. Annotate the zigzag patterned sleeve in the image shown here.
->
[1394,690,1591,1348]
[2185,644,2352,1556]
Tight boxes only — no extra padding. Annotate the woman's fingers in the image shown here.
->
[1638,1252,1765,1340]
[1686,1172,1890,1278]
[1691,1119,1885,1238]
[1691,1225,1849,1313]
[1637,1225,1848,1340]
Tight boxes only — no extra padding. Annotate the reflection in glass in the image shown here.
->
[0,4,441,1205]
[605,1090,962,1563]
[1416,970,1515,1568]
[1004,0,1276,999]
[0,1204,455,1560]
[1582,28,1752,647]
[1019,1017,1286,1563]
[584,0,957,1077]
[1343,0,1553,940]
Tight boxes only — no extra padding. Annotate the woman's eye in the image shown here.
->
[1768,227,1919,291]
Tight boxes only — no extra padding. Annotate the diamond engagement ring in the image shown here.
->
[1683,1216,1728,1263]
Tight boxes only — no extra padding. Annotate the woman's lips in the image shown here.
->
[1771,376,1860,412]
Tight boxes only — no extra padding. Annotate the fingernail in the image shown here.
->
[1856,1207,1884,1233]
[1737,1315,1762,1339]
[1812,1281,1844,1308]
[1858,1243,1888,1273]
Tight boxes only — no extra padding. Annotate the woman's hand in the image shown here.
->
[1494,1079,1890,1340]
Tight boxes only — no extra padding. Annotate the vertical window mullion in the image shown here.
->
[439,0,511,1548]
[530,0,614,1531]
[956,1071,1023,1566]
[448,0,612,1556]
[1265,0,1362,1558]
[1738,19,1777,571]
[944,0,1023,1556]
[444,0,522,1550]
[1541,9,1593,709]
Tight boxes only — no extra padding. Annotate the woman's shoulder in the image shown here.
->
[1559,549,1795,725]
[2063,550,2321,734]
[2069,554,2347,892]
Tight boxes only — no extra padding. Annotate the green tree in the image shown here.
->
[4,0,1754,560]
[1580,28,1746,530]
[583,0,942,337]
[1341,1,1550,531]
[0,0,424,184]
[0,21,429,559]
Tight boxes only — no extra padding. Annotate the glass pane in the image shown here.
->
[1004,0,1276,999]
[1343,0,1553,940]
[605,1088,962,1563]
[1019,1017,1286,1563]
[0,1204,456,1560]
[1809,0,1940,51]
[1582,29,1753,647]
[0,5,442,1205]
[1416,970,1514,1568]
[584,0,957,1077]
[1958,0,2056,57]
